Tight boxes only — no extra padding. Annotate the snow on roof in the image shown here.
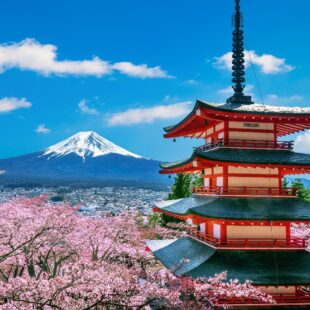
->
[154,198,184,209]
[145,239,177,252]
[233,103,310,114]
[203,101,310,114]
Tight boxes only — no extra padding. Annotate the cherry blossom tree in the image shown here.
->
[291,223,310,251]
[0,196,272,309]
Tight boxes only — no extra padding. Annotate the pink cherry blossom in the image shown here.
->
[291,223,310,251]
[0,196,272,309]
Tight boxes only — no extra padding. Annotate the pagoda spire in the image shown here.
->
[227,0,253,105]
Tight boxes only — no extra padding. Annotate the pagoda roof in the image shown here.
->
[160,148,310,173]
[199,100,310,116]
[148,237,310,285]
[164,100,310,138]
[154,197,310,221]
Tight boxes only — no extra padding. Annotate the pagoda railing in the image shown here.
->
[187,228,307,249]
[192,186,297,197]
[194,139,294,151]
[216,293,310,305]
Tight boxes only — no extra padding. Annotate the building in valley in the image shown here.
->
[148,0,310,307]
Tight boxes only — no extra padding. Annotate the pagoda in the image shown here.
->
[148,0,310,307]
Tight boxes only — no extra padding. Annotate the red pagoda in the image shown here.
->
[149,0,310,307]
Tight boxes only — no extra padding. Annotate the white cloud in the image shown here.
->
[216,86,303,106]
[265,94,303,105]
[112,62,172,79]
[183,79,199,85]
[217,86,234,97]
[217,84,254,98]
[294,131,310,154]
[0,39,171,78]
[106,101,193,126]
[0,97,32,113]
[0,170,5,175]
[36,124,51,134]
[78,100,99,115]
[215,50,295,74]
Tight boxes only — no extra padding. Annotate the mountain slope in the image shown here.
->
[43,131,142,159]
[0,132,168,188]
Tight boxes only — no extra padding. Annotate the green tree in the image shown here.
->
[147,212,163,228]
[161,213,184,226]
[191,172,204,187]
[282,177,289,189]
[168,173,192,200]
[291,178,310,201]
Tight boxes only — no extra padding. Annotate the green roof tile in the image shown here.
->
[152,237,310,285]
[155,197,310,221]
[153,238,215,276]
[160,148,310,169]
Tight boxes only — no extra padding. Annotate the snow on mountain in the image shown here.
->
[43,131,142,160]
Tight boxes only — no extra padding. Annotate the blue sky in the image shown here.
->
[0,0,310,161]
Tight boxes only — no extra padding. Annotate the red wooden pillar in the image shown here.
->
[220,222,227,243]
[278,169,283,193]
[274,123,277,145]
[223,165,229,191]
[207,221,213,237]
[285,222,291,241]
[224,120,229,144]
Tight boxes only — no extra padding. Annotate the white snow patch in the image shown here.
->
[233,103,310,114]
[145,239,177,252]
[202,101,310,114]
[154,199,183,209]
[43,131,142,160]
[0,170,6,175]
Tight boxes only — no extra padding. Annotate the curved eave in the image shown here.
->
[160,152,198,174]
[151,237,310,285]
[156,206,310,222]
[154,197,310,222]
[164,100,310,138]
[164,101,201,133]
[196,100,310,117]
[160,148,310,174]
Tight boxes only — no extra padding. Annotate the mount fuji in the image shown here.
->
[0,132,168,188]
[43,131,143,160]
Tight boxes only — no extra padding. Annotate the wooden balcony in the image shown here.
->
[187,228,307,250]
[194,139,294,151]
[216,293,310,306]
[192,186,297,198]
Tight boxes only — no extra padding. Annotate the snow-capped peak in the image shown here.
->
[43,131,142,160]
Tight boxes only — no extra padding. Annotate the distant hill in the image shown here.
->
[0,131,170,189]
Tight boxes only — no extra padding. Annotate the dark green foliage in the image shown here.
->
[161,213,184,226]
[191,173,203,187]
[168,174,192,200]
[282,177,289,189]
[147,212,163,228]
[50,195,64,202]
[291,178,310,201]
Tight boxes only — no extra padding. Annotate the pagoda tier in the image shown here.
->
[146,237,310,306]
[164,100,310,139]
[160,148,310,198]
[154,197,310,250]
[154,197,310,222]
[147,237,310,285]
[150,0,310,306]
